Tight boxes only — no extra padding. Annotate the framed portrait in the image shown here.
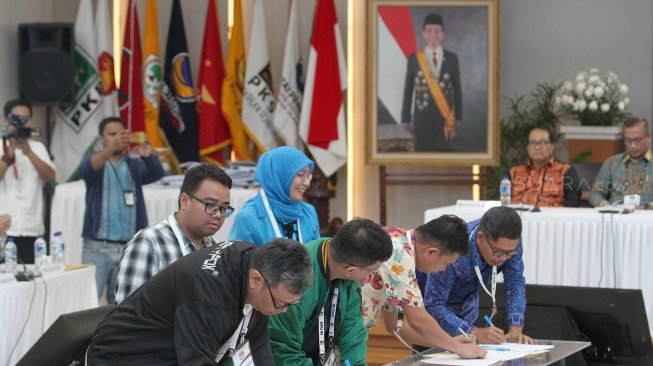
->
[366,0,500,166]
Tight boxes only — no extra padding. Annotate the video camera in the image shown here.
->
[2,113,41,139]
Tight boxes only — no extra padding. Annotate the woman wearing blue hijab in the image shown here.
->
[228,147,320,246]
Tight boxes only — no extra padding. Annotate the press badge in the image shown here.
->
[124,191,135,207]
[321,348,336,366]
[231,341,254,366]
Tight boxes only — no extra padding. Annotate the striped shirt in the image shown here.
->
[114,213,216,303]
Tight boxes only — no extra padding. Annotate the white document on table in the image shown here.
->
[420,343,554,365]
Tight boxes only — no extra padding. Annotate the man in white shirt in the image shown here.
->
[0,99,55,263]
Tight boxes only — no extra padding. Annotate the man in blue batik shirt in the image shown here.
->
[423,206,535,344]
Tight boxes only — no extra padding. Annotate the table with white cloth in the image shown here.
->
[50,180,259,265]
[424,205,653,332]
[0,265,98,365]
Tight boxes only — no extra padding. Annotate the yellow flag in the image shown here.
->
[142,0,165,148]
[221,0,250,160]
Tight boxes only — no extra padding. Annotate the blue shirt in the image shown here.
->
[228,193,320,246]
[97,158,135,241]
[423,219,526,336]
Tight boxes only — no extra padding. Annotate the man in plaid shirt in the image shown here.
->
[114,163,233,303]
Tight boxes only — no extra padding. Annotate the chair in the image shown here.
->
[17,305,115,366]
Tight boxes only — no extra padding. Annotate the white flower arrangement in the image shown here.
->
[555,68,630,126]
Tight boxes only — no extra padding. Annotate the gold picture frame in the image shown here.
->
[366,0,500,166]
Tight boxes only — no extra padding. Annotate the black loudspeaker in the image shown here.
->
[18,23,75,106]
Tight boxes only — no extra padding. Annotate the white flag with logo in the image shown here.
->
[95,0,119,118]
[51,0,104,182]
[272,0,303,149]
[241,0,277,152]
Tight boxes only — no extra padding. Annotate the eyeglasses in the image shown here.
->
[624,136,647,145]
[185,192,234,218]
[527,140,551,147]
[485,237,519,258]
[296,170,313,182]
[263,275,300,309]
[348,263,380,275]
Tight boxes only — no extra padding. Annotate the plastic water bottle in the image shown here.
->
[0,233,5,263]
[5,237,17,274]
[34,236,47,269]
[51,231,65,265]
[499,175,512,206]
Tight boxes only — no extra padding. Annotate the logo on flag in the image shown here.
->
[172,53,194,102]
[143,54,162,107]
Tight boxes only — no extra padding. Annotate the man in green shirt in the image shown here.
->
[268,218,393,366]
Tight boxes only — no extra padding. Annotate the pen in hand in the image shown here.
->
[458,327,470,338]
[483,315,495,327]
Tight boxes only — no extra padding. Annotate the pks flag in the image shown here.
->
[160,0,199,162]
[119,0,145,132]
[272,0,303,149]
[377,6,414,125]
[241,0,277,153]
[142,0,165,147]
[197,0,230,164]
[51,0,103,182]
[221,0,250,160]
[299,0,347,177]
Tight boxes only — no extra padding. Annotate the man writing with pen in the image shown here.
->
[422,206,536,344]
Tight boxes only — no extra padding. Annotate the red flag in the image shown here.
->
[197,0,230,164]
[306,0,342,149]
[299,0,347,177]
[119,0,145,132]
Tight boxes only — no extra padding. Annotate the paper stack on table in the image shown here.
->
[421,343,554,365]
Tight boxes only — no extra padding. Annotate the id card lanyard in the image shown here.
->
[260,189,303,243]
[168,214,192,256]
[228,305,253,355]
[471,227,498,320]
[108,158,135,206]
[318,286,339,362]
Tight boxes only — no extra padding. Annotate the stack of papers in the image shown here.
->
[421,343,554,365]
[224,161,258,189]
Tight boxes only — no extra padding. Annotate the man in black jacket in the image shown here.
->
[86,238,313,366]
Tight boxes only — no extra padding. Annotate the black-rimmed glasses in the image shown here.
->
[185,192,234,217]
[263,275,300,309]
[485,238,519,258]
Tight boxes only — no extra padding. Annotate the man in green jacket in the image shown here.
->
[268,218,393,366]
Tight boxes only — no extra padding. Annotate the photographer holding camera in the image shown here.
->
[0,99,55,264]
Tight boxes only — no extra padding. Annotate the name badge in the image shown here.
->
[124,191,135,207]
[321,348,337,366]
[624,194,640,209]
[232,341,255,366]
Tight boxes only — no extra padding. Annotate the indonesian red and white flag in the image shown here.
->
[377,6,414,124]
[299,0,347,177]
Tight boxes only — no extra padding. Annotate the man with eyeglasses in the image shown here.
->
[360,215,486,359]
[81,116,164,305]
[508,127,581,207]
[87,238,313,365]
[268,218,393,366]
[590,116,653,209]
[115,163,233,303]
[423,206,535,345]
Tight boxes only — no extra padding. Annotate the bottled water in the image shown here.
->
[51,231,65,265]
[34,236,47,269]
[5,237,17,274]
[0,233,5,263]
[499,175,512,206]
